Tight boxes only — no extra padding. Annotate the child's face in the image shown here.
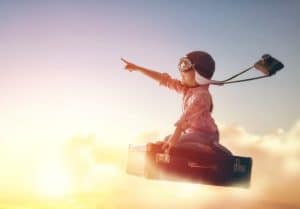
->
[180,69,197,87]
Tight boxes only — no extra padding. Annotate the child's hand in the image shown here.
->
[121,58,139,72]
[162,139,176,154]
[161,141,170,153]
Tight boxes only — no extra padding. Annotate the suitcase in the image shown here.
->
[126,143,252,188]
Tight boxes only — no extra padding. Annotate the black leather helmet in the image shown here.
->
[186,51,215,79]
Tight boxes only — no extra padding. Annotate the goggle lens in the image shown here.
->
[178,57,194,72]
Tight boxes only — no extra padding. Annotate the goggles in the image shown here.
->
[178,57,195,72]
[178,56,217,85]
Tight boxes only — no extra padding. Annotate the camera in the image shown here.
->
[254,54,284,76]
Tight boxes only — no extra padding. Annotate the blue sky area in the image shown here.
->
[0,0,299,137]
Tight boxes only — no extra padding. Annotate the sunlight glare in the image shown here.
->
[35,162,72,198]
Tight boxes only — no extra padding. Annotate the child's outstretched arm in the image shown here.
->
[121,58,164,84]
[121,58,187,94]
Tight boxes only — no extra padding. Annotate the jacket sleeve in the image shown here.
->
[159,73,187,94]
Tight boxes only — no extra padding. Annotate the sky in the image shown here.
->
[0,0,299,208]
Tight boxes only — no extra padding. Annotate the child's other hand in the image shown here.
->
[162,140,176,154]
[121,58,139,72]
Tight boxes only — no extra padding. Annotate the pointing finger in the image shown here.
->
[121,57,130,64]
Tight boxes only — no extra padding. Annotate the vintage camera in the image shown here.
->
[254,54,284,76]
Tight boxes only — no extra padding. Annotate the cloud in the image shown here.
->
[60,121,300,209]
[219,120,300,206]
[134,130,161,143]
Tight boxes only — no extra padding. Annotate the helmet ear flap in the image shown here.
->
[195,71,212,85]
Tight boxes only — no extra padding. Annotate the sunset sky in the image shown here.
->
[0,1,299,208]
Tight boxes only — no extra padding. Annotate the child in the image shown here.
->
[122,51,223,154]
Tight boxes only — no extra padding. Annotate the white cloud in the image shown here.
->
[59,120,300,208]
[219,120,300,206]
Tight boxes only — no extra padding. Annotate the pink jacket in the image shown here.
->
[159,73,218,134]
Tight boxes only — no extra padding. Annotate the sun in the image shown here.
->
[35,162,72,198]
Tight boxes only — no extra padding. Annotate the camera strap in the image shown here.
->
[208,54,283,86]
[209,66,271,85]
